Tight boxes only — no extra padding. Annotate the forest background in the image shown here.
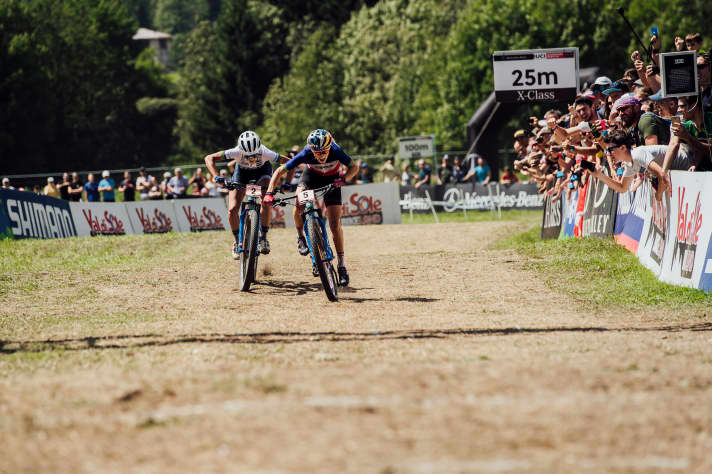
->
[2,0,711,175]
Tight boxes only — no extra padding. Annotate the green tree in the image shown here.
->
[0,0,175,173]
[176,0,290,158]
[261,24,344,152]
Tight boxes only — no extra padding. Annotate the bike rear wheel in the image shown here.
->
[306,215,338,302]
[240,208,260,291]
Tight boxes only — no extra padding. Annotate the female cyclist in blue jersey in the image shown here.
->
[264,129,359,286]
[204,131,290,258]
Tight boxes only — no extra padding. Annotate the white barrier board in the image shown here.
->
[172,198,230,233]
[124,201,180,234]
[69,202,135,237]
[659,171,711,288]
[635,181,667,277]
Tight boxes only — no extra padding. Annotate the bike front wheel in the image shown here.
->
[240,208,260,291]
[306,215,338,302]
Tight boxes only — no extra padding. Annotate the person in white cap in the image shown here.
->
[591,76,613,118]
[98,170,116,202]
[1,177,13,190]
[43,176,59,198]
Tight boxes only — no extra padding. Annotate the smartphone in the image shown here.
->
[580,160,596,172]
[671,115,681,125]
[651,26,659,37]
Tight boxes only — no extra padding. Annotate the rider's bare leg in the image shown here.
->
[258,176,272,229]
[326,205,345,267]
[228,188,246,241]
[293,184,306,240]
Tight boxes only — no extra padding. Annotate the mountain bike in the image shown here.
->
[221,179,264,291]
[272,184,340,302]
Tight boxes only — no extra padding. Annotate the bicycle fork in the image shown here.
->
[303,209,334,265]
[238,199,260,249]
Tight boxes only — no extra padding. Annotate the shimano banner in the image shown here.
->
[0,189,77,239]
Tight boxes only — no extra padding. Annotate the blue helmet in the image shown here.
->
[307,129,333,152]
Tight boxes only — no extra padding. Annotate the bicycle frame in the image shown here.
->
[238,195,261,248]
[302,203,334,266]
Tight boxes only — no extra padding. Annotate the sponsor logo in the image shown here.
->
[341,192,383,225]
[440,188,544,212]
[643,191,669,265]
[82,209,126,236]
[516,90,556,101]
[400,191,432,211]
[543,195,561,228]
[135,207,173,234]
[182,205,224,232]
[671,187,702,280]
[6,198,76,238]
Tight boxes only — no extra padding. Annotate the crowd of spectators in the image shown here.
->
[1,166,229,202]
[511,31,711,202]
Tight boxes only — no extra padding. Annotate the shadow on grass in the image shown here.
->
[2,322,711,355]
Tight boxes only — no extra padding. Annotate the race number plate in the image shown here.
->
[297,189,315,205]
[246,184,262,198]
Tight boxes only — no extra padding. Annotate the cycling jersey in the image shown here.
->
[285,143,352,176]
[224,144,279,169]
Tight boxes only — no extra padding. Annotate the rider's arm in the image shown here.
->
[343,161,359,181]
[267,164,288,193]
[204,150,225,179]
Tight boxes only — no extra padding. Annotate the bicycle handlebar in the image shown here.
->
[271,183,336,208]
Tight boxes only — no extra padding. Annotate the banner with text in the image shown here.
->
[125,201,180,234]
[541,194,562,239]
[582,171,617,238]
[400,183,544,213]
[172,198,230,233]
[636,181,670,277]
[69,201,135,237]
[1,189,77,239]
[659,171,711,289]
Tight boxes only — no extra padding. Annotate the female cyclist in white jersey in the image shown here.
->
[204,131,289,258]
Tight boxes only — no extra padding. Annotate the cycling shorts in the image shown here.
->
[298,168,342,207]
[233,161,273,185]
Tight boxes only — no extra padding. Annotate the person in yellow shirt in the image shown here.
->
[43,177,60,198]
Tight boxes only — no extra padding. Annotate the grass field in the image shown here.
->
[2,213,711,473]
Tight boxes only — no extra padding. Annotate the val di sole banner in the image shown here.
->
[69,201,134,237]
[0,189,77,239]
[172,198,230,233]
[124,201,180,234]
[275,182,401,228]
[659,171,711,289]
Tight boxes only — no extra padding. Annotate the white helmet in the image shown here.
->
[237,131,261,155]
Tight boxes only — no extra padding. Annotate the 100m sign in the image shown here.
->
[511,69,559,87]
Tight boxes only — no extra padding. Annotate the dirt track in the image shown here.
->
[1,221,711,473]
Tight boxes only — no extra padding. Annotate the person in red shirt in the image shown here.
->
[500,166,520,185]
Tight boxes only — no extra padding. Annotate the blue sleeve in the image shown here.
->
[285,151,308,171]
[334,147,352,166]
